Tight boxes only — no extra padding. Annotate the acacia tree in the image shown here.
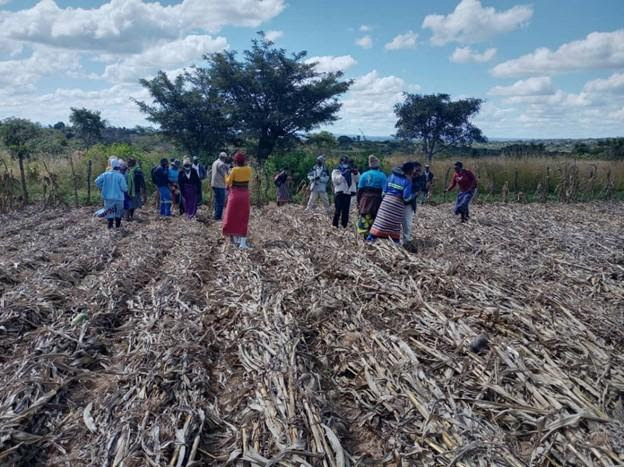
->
[394,93,486,163]
[134,71,237,158]
[0,118,41,204]
[69,107,106,148]
[207,37,351,162]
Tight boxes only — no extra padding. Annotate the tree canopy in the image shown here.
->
[69,107,106,148]
[394,93,486,162]
[135,36,351,163]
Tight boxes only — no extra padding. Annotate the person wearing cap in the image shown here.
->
[331,156,353,228]
[367,162,416,243]
[445,161,477,222]
[305,155,330,213]
[95,159,128,229]
[125,159,146,221]
[151,158,172,216]
[223,151,252,249]
[356,155,387,237]
[178,157,202,219]
[211,152,230,220]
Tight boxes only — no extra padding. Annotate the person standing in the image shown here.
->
[422,164,434,202]
[211,152,229,220]
[356,155,387,238]
[178,158,202,219]
[445,161,477,222]
[331,156,353,228]
[223,151,252,249]
[95,159,128,229]
[305,155,330,213]
[126,158,146,221]
[274,168,292,206]
[192,156,207,204]
[368,162,416,243]
[348,158,360,209]
[152,158,172,217]
[402,162,425,246]
[168,159,182,215]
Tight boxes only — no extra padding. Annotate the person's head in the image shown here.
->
[173,159,180,168]
[108,156,118,169]
[316,155,325,166]
[160,158,169,168]
[183,157,191,170]
[368,155,380,169]
[233,151,246,166]
[111,159,121,171]
[192,156,199,164]
[424,164,430,171]
[401,161,416,177]
[339,155,349,166]
[454,161,464,173]
[412,161,422,175]
[219,151,228,161]
[127,158,137,168]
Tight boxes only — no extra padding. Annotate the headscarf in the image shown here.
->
[111,159,121,170]
[234,152,246,166]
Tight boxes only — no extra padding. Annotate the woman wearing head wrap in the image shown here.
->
[178,157,202,219]
[222,151,252,248]
[356,155,387,237]
[367,162,416,243]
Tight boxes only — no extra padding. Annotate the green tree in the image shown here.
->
[0,118,41,204]
[306,131,337,152]
[135,71,236,159]
[69,107,106,148]
[206,36,351,162]
[394,93,486,163]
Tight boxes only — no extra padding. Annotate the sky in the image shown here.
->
[1,0,623,139]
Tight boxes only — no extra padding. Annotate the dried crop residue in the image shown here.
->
[1,202,623,466]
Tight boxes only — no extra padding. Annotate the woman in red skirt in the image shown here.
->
[222,151,252,249]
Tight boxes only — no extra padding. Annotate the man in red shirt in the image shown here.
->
[445,161,477,222]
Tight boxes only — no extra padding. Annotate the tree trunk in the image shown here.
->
[18,155,28,205]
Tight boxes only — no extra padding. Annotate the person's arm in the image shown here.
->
[403,181,415,203]
[95,174,104,189]
[319,169,329,184]
[119,174,128,193]
[445,173,457,192]
[225,167,234,187]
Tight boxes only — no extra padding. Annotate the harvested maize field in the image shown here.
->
[1,202,623,466]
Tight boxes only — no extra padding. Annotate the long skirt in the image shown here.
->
[128,194,143,210]
[369,194,404,241]
[455,190,475,217]
[223,186,250,237]
[356,189,382,237]
[277,183,291,205]
[182,184,198,219]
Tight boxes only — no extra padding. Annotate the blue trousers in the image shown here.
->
[455,190,474,217]
[159,186,172,216]
[213,187,226,220]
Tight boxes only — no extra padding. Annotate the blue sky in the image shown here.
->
[1,0,623,139]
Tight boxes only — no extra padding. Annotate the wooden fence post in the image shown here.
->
[69,154,79,207]
[87,159,92,205]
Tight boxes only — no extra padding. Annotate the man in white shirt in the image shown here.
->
[210,152,229,220]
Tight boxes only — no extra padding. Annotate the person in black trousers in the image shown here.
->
[331,156,353,228]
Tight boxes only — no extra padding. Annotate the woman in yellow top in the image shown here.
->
[223,151,252,249]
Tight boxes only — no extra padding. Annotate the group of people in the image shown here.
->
[304,155,475,245]
[95,150,476,250]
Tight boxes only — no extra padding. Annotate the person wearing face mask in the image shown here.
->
[445,161,477,222]
[178,157,202,219]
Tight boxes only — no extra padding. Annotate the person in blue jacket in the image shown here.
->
[95,158,128,229]
[151,158,171,216]
[356,155,387,237]
[367,162,416,243]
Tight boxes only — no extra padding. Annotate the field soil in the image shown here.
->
[1,201,623,466]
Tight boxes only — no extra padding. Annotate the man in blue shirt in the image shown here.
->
[95,159,128,229]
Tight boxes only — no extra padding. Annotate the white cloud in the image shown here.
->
[103,34,228,82]
[609,107,624,121]
[355,35,373,49]
[450,46,496,63]
[423,0,532,46]
[331,70,420,135]
[304,55,357,73]
[0,0,11,6]
[264,30,283,42]
[0,0,284,54]
[385,31,418,51]
[359,25,372,32]
[489,77,555,96]
[583,72,624,95]
[491,30,624,77]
